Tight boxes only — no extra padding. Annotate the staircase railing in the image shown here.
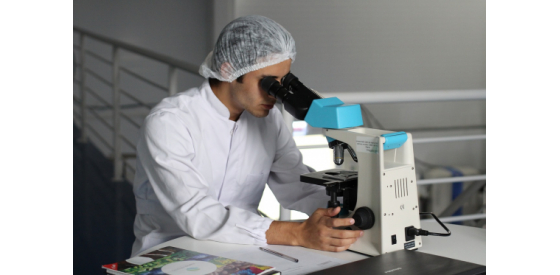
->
[73,26,201,181]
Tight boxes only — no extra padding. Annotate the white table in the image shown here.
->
[136,221,485,274]
[418,221,486,266]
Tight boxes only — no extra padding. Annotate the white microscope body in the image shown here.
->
[323,127,422,256]
[259,73,423,256]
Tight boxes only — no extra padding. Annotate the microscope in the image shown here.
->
[261,74,448,256]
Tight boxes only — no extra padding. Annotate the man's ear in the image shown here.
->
[220,62,233,81]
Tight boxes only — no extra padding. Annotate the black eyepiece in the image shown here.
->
[260,73,322,120]
[260,77,291,101]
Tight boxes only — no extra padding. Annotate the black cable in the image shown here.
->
[406,212,451,237]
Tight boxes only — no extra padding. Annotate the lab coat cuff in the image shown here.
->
[235,217,273,245]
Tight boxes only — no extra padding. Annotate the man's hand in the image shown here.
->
[266,207,363,252]
[296,207,363,252]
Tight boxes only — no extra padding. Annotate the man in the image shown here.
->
[131,15,362,257]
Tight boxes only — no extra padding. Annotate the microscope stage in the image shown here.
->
[300,168,358,186]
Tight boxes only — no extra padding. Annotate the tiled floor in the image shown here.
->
[74,125,137,274]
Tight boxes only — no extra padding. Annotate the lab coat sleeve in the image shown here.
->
[267,118,330,216]
[138,111,273,245]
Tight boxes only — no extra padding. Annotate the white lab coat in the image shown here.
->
[130,80,329,256]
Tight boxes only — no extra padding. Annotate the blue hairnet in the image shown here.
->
[199,15,296,82]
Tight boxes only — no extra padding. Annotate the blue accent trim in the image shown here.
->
[326,136,335,143]
[381,132,408,150]
[304,97,363,129]
[445,167,464,223]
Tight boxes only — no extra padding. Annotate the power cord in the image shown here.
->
[407,212,451,237]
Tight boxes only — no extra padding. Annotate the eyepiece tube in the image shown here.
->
[260,73,322,120]
[260,77,290,100]
[282,73,322,100]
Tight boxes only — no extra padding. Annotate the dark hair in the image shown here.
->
[209,74,245,86]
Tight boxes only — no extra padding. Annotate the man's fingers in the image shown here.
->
[327,207,340,216]
[331,229,363,239]
[328,217,355,228]
[328,237,358,247]
[311,208,329,218]
[325,244,353,252]
[304,207,366,253]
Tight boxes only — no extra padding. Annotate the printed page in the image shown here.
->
[219,245,350,275]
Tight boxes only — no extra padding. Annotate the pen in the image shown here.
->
[259,247,299,263]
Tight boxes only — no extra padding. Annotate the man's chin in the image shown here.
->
[247,109,270,118]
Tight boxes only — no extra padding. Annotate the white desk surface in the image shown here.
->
[139,221,485,274]
[418,221,486,266]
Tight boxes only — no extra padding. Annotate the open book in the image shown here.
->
[102,246,279,275]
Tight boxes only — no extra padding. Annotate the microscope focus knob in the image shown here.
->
[352,207,375,230]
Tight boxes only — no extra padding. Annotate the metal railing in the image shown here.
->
[73,27,486,223]
[73,26,201,181]
[321,89,486,104]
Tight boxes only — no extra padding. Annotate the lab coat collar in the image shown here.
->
[201,79,232,120]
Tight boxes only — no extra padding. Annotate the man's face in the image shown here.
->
[229,59,291,118]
